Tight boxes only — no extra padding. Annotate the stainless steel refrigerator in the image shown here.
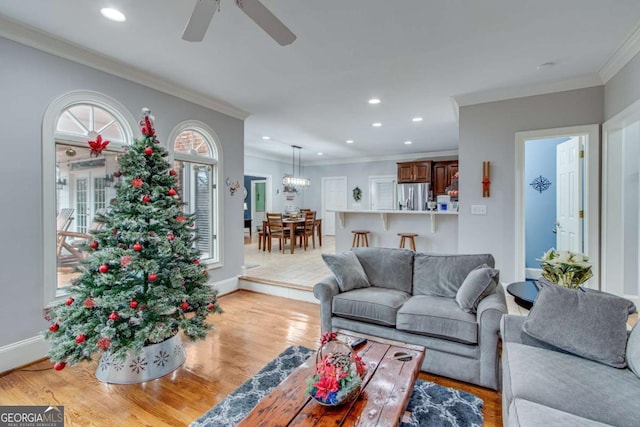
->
[397,182,430,211]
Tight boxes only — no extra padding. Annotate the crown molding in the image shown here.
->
[455,74,603,107]
[600,21,640,83]
[303,150,459,167]
[0,14,249,120]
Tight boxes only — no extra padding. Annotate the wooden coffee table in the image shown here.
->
[238,330,425,427]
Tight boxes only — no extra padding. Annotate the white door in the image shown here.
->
[251,180,267,232]
[322,177,347,235]
[556,137,582,252]
[71,171,109,233]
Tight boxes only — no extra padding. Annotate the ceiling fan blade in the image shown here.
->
[182,0,220,42]
[236,0,296,46]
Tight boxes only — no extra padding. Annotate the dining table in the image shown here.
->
[260,217,322,254]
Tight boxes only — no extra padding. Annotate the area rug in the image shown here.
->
[190,346,483,427]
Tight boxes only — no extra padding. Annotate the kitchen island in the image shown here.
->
[329,209,458,253]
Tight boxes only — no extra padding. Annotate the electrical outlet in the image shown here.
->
[471,205,487,215]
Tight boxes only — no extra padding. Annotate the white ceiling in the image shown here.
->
[1,1,640,164]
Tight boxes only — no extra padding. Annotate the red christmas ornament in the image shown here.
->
[83,298,95,308]
[65,297,74,306]
[97,337,111,351]
[144,147,153,155]
[88,134,110,157]
[113,170,122,178]
[167,234,174,241]
[75,334,86,344]
[169,169,177,176]
[142,195,151,203]
[133,243,143,252]
[129,300,139,309]
[49,323,59,332]
[148,273,158,282]
[54,361,66,371]
[120,255,132,268]
[207,303,214,311]
[168,188,177,196]
[180,301,189,311]
[193,259,200,265]
[113,228,118,236]
[203,269,208,276]
[89,240,99,250]
[132,178,143,188]
[99,264,109,273]
[108,312,118,321]
[176,215,186,222]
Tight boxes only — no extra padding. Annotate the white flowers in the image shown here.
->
[537,248,593,289]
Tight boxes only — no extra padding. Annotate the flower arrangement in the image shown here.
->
[352,186,362,203]
[537,248,593,289]
[307,332,367,406]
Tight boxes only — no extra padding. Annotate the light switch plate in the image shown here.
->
[471,205,487,215]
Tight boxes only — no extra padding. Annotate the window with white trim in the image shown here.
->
[45,95,135,302]
[171,126,221,265]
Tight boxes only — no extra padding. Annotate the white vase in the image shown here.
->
[95,333,186,384]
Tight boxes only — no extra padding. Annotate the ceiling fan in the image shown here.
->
[182,0,296,46]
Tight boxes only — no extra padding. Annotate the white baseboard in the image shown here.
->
[0,334,49,373]
[211,276,240,296]
[238,279,318,304]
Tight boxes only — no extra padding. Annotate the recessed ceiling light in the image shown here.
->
[412,117,423,122]
[368,98,381,105]
[317,152,324,156]
[537,62,555,70]
[372,122,382,127]
[404,140,413,145]
[345,140,354,144]
[100,8,126,22]
[262,136,270,140]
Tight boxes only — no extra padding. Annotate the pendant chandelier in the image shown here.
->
[283,145,310,189]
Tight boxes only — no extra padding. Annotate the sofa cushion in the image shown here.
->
[352,247,414,293]
[321,251,370,292]
[522,283,629,368]
[508,399,612,427]
[396,295,478,344]
[332,288,411,327]
[455,264,499,313]
[413,253,495,297]
[627,322,640,379]
[503,342,640,427]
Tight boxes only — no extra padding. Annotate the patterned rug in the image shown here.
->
[191,346,483,427]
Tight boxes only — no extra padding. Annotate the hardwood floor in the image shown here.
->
[0,290,501,426]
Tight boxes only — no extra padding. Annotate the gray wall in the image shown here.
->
[605,52,640,120]
[458,86,604,283]
[0,37,244,348]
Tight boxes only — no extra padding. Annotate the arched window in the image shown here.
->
[43,91,136,305]
[169,122,222,266]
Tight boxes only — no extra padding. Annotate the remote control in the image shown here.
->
[350,338,367,349]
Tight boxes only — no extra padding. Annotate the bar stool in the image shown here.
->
[398,233,418,251]
[351,230,370,247]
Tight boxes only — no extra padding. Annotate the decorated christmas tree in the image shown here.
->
[46,109,222,371]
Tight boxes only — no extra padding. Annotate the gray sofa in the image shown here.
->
[313,247,507,390]
[501,314,640,426]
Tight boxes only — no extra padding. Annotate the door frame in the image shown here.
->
[244,171,272,224]
[514,124,600,287]
[250,179,267,232]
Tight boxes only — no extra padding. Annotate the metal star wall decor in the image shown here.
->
[530,175,551,193]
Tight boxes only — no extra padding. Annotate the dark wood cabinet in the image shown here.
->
[397,161,432,183]
[432,161,458,196]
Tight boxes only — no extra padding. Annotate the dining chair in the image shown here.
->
[266,213,289,253]
[295,210,316,250]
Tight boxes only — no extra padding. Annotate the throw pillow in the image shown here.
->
[522,283,630,368]
[322,251,370,292]
[455,264,499,313]
[627,322,640,379]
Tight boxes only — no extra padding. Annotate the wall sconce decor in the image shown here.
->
[104,174,115,187]
[56,178,67,190]
[482,161,491,197]
[225,177,241,196]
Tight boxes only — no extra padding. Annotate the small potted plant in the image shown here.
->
[537,248,593,289]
